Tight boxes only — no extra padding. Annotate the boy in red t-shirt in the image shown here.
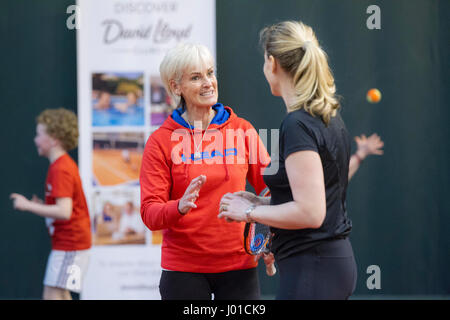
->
[10,108,91,300]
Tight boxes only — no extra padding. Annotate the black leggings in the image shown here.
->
[276,238,357,300]
[159,267,260,300]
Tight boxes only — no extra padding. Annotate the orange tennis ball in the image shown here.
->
[367,88,382,103]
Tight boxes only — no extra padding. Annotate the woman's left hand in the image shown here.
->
[218,193,253,222]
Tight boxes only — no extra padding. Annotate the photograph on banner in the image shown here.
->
[92,131,145,186]
[150,75,172,128]
[92,72,144,127]
[91,188,147,246]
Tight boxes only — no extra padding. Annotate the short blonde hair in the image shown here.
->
[159,43,215,109]
[260,21,339,125]
[36,108,79,151]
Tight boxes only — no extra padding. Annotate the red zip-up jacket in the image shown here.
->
[140,105,270,273]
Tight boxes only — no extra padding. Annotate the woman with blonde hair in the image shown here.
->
[140,43,271,299]
[219,21,357,299]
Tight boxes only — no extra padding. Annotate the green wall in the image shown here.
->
[0,0,78,299]
[216,0,450,297]
[0,0,448,299]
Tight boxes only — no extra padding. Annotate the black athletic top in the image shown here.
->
[264,108,352,261]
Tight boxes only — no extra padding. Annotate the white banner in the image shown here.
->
[76,0,216,299]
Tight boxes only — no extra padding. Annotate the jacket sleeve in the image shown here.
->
[140,135,182,231]
[245,124,271,196]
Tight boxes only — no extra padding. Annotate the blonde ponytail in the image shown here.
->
[260,21,339,125]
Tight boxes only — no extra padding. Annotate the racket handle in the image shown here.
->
[266,263,276,276]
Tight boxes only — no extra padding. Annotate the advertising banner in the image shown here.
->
[76,0,216,299]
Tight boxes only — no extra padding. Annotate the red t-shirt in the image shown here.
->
[45,154,92,251]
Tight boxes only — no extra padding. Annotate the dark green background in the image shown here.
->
[1,0,449,299]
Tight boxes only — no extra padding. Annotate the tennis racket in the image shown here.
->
[243,188,276,276]
[243,221,276,276]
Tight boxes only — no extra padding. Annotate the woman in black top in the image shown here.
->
[218,20,358,299]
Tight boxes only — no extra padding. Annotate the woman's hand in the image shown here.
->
[218,193,253,222]
[355,133,384,160]
[178,175,206,215]
[233,191,270,206]
[261,252,276,276]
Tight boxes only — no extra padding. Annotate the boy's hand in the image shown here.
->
[32,194,44,204]
[10,193,31,211]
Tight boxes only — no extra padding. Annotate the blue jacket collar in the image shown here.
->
[171,103,230,129]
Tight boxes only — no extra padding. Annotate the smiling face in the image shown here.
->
[173,61,218,110]
[34,123,57,157]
